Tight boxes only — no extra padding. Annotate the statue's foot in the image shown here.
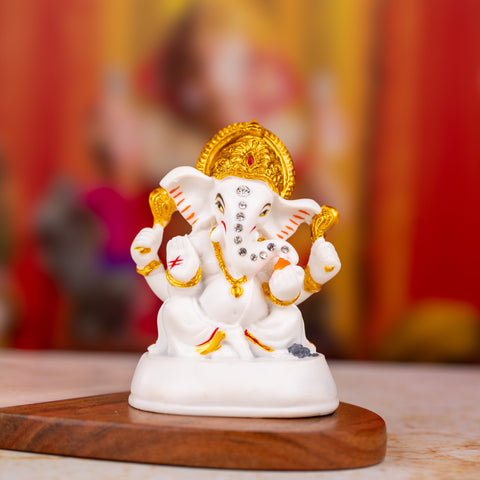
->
[209,344,240,359]
[166,235,200,282]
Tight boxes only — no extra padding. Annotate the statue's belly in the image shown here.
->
[199,275,268,326]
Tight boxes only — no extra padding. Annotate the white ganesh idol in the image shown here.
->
[129,121,341,417]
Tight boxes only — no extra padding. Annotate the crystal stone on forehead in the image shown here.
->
[281,246,290,254]
[267,243,275,251]
[239,201,247,209]
[234,236,242,244]
[259,251,268,259]
[236,185,251,197]
[238,247,247,256]
[250,253,257,261]
[236,212,245,221]
[234,224,243,232]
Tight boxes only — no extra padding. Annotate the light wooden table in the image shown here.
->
[0,349,478,479]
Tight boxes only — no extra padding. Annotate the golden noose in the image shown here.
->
[303,205,339,294]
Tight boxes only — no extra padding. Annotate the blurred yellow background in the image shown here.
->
[0,0,478,361]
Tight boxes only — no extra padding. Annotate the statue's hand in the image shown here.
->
[166,235,200,282]
[269,264,304,303]
[308,237,341,285]
[131,224,163,267]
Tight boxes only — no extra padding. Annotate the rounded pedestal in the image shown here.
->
[129,352,339,418]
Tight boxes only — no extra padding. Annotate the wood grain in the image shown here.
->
[0,393,386,470]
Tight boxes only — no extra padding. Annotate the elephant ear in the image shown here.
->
[262,195,321,240]
[160,166,215,229]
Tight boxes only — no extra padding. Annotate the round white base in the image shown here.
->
[129,353,339,418]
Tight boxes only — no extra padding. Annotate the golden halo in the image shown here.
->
[196,121,295,199]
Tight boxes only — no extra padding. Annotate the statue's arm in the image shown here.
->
[294,237,341,305]
[131,224,169,301]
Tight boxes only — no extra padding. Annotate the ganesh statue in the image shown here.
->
[129,121,341,417]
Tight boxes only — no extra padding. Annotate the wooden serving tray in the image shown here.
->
[0,392,386,470]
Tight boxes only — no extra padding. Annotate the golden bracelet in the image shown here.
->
[262,282,300,307]
[166,267,202,288]
[303,265,322,294]
[136,259,162,277]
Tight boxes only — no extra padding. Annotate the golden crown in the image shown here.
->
[196,121,295,199]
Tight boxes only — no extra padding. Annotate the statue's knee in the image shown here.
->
[272,305,303,327]
[160,298,182,327]
[159,297,195,332]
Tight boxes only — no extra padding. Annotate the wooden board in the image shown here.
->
[0,393,386,470]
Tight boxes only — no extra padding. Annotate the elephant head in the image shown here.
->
[160,166,320,277]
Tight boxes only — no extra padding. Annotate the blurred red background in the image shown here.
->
[0,0,478,361]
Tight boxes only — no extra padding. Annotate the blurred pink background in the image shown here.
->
[0,0,478,361]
